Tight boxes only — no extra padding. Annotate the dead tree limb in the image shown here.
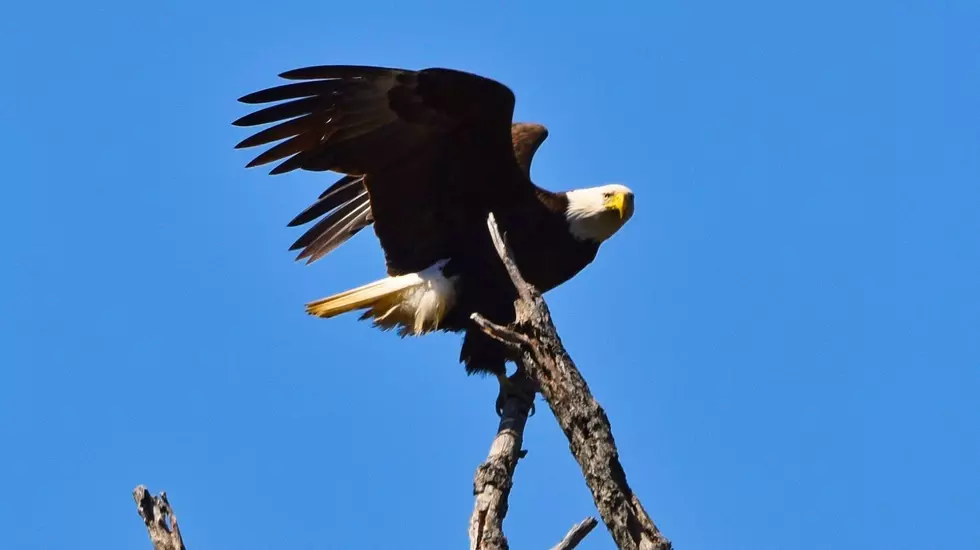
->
[468,372,597,550]
[471,213,672,550]
[133,485,186,550]
[468,371,536,550]
[550,517,600,550]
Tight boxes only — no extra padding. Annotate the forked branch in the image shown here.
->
[471,213,672,550]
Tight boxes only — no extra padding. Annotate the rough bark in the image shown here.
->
[133,485,186,550]
[468,372,536,550]
[472,214,672,550]
[468,371,599,550]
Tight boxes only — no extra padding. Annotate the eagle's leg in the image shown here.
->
[462,328,537,416]
[494,366,537,418]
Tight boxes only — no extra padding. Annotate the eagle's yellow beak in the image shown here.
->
[605,191,629,220]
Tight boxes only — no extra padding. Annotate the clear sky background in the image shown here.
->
[1,1,977,549]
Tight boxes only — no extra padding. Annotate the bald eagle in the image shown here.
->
[234,65,634,412]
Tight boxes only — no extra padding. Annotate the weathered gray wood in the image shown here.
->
[133,485,186,550]
[550,517,599,550]
[468,372,536,550]
[472,214,672,550]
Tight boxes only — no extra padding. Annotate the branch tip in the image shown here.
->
[470,312,531,348]
[550,517,599,550]
[132,485,186,550]
[485,212,533,301]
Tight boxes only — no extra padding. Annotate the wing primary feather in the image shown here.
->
[237,80,347,104]
[319,174,362,199]
[235,114,326,149]
[290,188,367,230]
[288,178,366,227]
[301,202,374,263]
[289,195,368,251]
[232,97,332,127]
[245,131,322,168]
[278,65,405,81]
[269,149,325,175]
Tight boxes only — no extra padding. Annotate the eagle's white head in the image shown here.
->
[564,183,635,242]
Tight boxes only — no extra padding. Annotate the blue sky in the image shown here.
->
[1,1,977,549]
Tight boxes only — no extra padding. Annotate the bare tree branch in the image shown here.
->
[474,213,673,550]
[469,371,536,550]
[133,485,186,550]
[550,517,599,550]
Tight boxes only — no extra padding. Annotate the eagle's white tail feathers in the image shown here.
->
[305,260,456,337]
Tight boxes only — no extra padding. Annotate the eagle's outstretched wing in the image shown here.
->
[234,65,528,275]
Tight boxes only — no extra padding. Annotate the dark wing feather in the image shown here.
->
[232,96,331,127]
[235,114,325,149]
[277,65,398,80]
[288,174,365,227]
[236,80,347,104]
[276,174,374,264]
[292,194,372,264]
[235,65,525,274]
